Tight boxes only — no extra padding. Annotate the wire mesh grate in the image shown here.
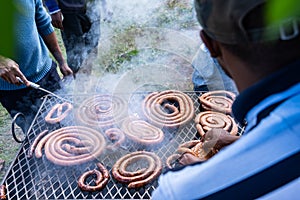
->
[2,91,240,199]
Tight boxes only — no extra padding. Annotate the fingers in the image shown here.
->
[202,129,240,152]
[52,20,64,30]
[51,12,64,30]
[59,63,74,78]
[16,74,30,87]
[178,153,204,166]
[201,128,229,141]
[0,57,29,86]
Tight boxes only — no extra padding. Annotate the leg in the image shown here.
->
[62,31,86,73]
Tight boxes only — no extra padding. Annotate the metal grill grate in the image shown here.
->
[2,92,239,199]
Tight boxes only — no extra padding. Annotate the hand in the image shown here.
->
[51,11,64,30]
[178,153,204,166]
[177,129,240,167]
[58,62,73,78]
[0,56,30,86]
[201,128,240,155]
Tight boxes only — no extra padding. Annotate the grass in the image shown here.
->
[0,105,20,181]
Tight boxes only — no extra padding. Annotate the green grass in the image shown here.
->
[0,105,21,181]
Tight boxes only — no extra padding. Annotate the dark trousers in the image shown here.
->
[0,62,61,133]
[61,12,100,73]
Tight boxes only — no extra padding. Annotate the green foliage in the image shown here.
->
[0,2,15,58]
[266,0,300,24]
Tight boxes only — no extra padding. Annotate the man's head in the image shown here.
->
[194,0,299,44]
[194,0,300,91]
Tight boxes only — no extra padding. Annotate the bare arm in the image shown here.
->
[41,32,73,77]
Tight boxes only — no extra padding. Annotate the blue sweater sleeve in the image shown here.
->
[44,0,60,13]
[36,0,54,36]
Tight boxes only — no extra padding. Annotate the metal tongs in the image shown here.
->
[16,77,40,89]
[16,77,72,103]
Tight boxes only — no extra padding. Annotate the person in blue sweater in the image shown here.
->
[152,0,300,199]
[0,0,73,132]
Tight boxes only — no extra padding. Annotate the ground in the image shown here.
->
[0,0,201,182]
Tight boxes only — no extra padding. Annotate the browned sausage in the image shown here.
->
[177,140,209,161]
[78,163,110,192]
[112,151,162,188]
[177,140,200,156]
[166,153,181,169]
[199,90,236,114]
[0,185,6,200]
[194,111,238,136]
[142,90,195,128]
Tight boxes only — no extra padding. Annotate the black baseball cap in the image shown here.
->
[194,0,300,44]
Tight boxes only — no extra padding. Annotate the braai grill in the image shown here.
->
[1,92,237,199]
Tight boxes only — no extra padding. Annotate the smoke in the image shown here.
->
[102,0,163,32]
[51,0,237,149]
[50,1,203,144]
[61,0,201,95]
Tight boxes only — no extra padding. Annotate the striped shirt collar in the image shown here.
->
[232,59,300,126]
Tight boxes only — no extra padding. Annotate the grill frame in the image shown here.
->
[1,91,241,199]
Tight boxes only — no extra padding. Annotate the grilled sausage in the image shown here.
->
[194,111,238,136]
[78,163,110,192]
[0,185,6,200]
[199,90,236,114]
[166,153,181,169]
[112,151,162,188]
[142,90,195,129]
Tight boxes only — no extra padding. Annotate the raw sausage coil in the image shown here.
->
[27,129,48,158]
[112,151,162,188]
[142,90,195,128]
[76,94,128,128]
[194,111,238,136]
[78,163,110,192]
[121,116,164,146]
[34,126,106,166]
[45,102,73,124]
[199,90,236,114]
